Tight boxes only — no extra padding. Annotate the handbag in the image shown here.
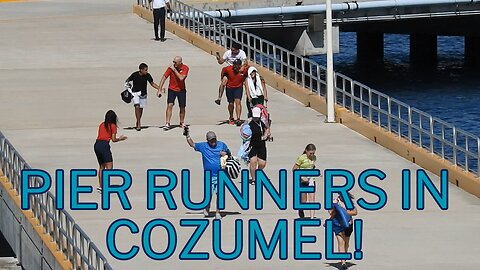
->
[121,82,133,103]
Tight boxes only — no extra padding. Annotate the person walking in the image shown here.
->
[329,192,358,270]
[215,59,246,126]
[158,56,189,130]
[292,144,317,218]
[126,63,160,131]
[150,0,171,41]
[248,107,270,184]
[93,110,127,192]
[184,127,230,219]
[245,66,268,118]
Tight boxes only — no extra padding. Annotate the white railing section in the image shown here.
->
[138,0,480,176]
[0,132,113,270]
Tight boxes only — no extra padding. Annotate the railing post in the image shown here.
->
[408,107,413,143]
[453,127,457,166]
[429,116,434,153]
[387,97,392,132]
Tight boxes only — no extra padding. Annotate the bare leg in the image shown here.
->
[299,192,307,218]
[257,158,266,170]
[249,156,258,183]
[336,233,347,266]
[228,102,234,120]
[101,162,113,189]
[179,106,186,125]
[234,98,242,120]
[165,103,174,125]
[308,192,316,218]
[134,105,143,129]
[98,164,105,188]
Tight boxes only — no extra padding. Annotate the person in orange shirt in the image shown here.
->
[215,59,246,126]
[158,56,190,130]
[93,110,127,192]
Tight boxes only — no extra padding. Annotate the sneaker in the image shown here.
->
[235,119,242,126]
[215,213,222,220]
[203,208,209,217]
[214,99,221,105]
[97,187,102,193]
[179,122,185,128]
[248,178,255,185]
[154,37,161,41]
[341,263,348,270]
[229,119,235,125]
[135,126,141,131]
[160,38,167,42]
[163,123,171,131]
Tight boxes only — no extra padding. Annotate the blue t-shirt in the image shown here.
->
[194,141,229,177]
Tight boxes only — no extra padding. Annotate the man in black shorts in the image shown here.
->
[126,63,159,131]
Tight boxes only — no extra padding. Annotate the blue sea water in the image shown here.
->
[311,32,480,137]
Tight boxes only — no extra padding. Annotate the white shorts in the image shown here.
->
[132,92,147,108]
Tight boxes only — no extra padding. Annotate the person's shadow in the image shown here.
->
[325,262,357,269]
[186,211,241,218]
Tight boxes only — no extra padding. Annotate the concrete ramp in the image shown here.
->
[0,1,480,270]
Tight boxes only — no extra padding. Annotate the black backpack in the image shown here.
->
[121,82,133,103]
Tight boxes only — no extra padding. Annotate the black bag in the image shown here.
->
[121,82,133,103]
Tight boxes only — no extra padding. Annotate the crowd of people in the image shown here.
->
[93,40,357,268]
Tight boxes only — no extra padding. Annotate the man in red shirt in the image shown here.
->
[215,59,246,126]
[158,56,189,130]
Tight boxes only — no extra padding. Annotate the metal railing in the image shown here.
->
[138,0,480,176]
[0,132,113,270]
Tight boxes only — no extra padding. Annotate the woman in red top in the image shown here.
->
[93,110,127,192]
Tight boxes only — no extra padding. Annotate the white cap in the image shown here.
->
[252,107,261,118]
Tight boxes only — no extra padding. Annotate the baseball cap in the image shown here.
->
[206,131,217,141]
[252,107,261,118]
[233,59,242,66]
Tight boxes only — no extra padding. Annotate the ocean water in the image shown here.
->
[311,32,480,137]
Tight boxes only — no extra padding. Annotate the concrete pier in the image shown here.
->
[1,1,480,270]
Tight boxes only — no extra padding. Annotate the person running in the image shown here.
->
[158,56,189,130]
[329,192,358,270]
[216,42,247,65]
[248,107,270,184]
[215,59,246,126]
[184,127,230,219]
[126,63,160,131]
[292,144,317,218]
[245,66,268,118]
[150,0,171,41]
[93,110,127,192]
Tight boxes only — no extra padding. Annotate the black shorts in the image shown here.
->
[167,89,187,107]
[343,224,354,237]
[226,87,243,103]
[94,140,112,165]
[248,146,267,161]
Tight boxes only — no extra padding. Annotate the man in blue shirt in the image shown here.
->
[185,128,230,219]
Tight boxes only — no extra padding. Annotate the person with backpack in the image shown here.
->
[93,110,127,192]
[292,144,317,218]
[248,107,270,184]
[329,192,358,270]
[245,66,268,118]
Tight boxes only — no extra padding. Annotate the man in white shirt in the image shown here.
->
[216,42,247,65]
[150,0,171,41]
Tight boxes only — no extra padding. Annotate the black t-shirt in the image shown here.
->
[127,71,153,96]
[249,120,266,149]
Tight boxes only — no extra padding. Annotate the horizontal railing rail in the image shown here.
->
[0,131,112,270]
[138,0,480,176]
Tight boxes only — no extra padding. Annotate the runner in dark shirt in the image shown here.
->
[248,107,270,184]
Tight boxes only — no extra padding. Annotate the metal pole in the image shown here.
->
[326,0,335,123]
